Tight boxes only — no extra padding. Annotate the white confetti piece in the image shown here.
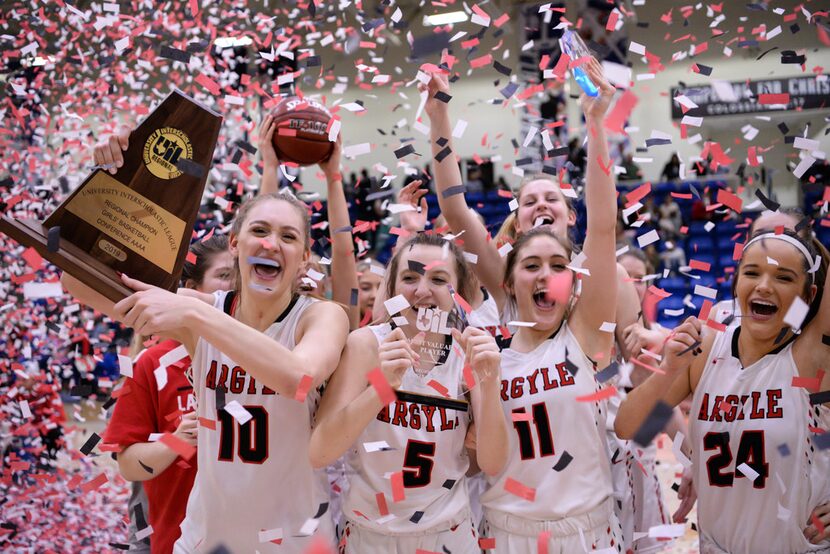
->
[783,296,809,330]
[508,198,519,212]
[297,518,319,536]
[22,282,64,300]
[20,400,32,419]
[648,523,686,538]
[384,294,410,316]
[793,137,819,151]
[629,41,646,55]
[135,525,154,541]
[637,229,660,248]
[391,316,409,327]
[672,432,692,469]
[452,119,468,138]
[118,355,133,378]
[681,115,703,127]
[507,320,537,328]
[736,462,760,482]
[258,527,283,543]
[793,155,815,178]
[224,401,253,425]
[694,285,717,299]
[599,321,616,333]
[343,142,372,159]
[712,80,738,102]
[154,365,168,390]
[328,118,341,142]
[159,344,189,369]
[363,441,392,452]
[498,243,513,257]
[766,256,779,266]
[463,252,478,264]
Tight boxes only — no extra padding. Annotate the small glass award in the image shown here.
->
[560,30,599,97]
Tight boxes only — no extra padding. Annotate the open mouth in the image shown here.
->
[534,215,554,228]
[749,299,778,320]
[533,290,555,310]
[415,303,438,311]
[248,256,282,281]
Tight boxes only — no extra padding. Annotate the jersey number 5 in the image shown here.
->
[703,430,768,488]
[217,405,268,463]
[402,440,435,488]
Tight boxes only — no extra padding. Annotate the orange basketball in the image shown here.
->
[271,97,334,166]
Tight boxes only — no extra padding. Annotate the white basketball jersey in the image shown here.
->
[690,326,830,554]
[342,323,471,534]
[480,323,613,519]
[176,291,333,554]
[468,288,500,337]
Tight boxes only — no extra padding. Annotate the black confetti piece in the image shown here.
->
[102,396,117,411]
[350,288,358,306]
[394,144,416,159]
[215,386,226,411]
[595,361,619,384]
[633,401,674,447]
[515,157,534,167]
[542,165,558,176]
[80,432,101,456]
[546,146,568,158]
[790,24,800,34]
[109,543,130,551]
[815,432,830,450]
[186,40,210,53]
[500,82,519,99]
[737,40,759,48]
[434,91,452,103]
[47,226,61,252]
[552,450,573,471]
[231,149,243,164]
[46,321,61,334]
[434,145,452,163]
[678,340,703,356]
[442,184,467,198]
[777,443,790,456]
[756,46,778,60]
[362,18,384,32]
[436,137,448,147]
[334,225,353,234]
[646,138,672,148]
[304,56,321,67]
[308,0,316,16]
[176,158,206,178]
[408,260,426,275]
[778,122,789,135]
[235,140,257,155]
[70,385,92,397]
[134,503,148,531]
[138,459,154,474]
[781,51,806,65]
[159,45,191,63]
[312,502,329,519]
[694,64,712,75]
[809,390,830,405]
[754,189,780,212]
[691,522,698,532]
[442,479,456,489]
[410,510,424,523]
[411,31,451,59]
[671,482,680,492]
[493,61,512,76]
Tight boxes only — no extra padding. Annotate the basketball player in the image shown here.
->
[616,228,830,553]
[103,235,232,554]
[420,60,642,360]
[309,233,509,553]
[62,187,349,553]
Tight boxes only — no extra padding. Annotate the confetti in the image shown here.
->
[504,477,536,501]
[633,401,674,447]
[367,367,396,406]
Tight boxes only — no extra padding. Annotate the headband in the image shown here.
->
[743,233,816,281]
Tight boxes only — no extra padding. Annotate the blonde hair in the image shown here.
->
[495,174,576,245]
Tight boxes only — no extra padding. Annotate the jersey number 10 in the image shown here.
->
[217,405,269,463]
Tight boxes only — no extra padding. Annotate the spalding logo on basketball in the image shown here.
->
[272,96,335,166]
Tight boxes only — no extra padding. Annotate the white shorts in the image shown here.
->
[340,516,479,554]
[482,497,623,554]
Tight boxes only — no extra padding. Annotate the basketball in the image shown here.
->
[271,96,334,166]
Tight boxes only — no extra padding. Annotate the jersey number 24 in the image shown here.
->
[704,430,769,488]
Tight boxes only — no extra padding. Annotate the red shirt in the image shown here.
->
[104,340,197,554]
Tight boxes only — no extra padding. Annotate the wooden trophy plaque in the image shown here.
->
[0,90,222,301]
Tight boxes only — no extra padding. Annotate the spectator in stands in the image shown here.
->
[466,166,485,193]
[658,195,683,238]
[619,152,642,182]
[661,153,681,181]
[659,239,687,271]
[566,137,586,183]
[353,169,382,252]
[691,189,713,221]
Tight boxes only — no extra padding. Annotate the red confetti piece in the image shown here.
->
[22,247,44,270]
[759,93,790,105]
[605,9,620,31]
[294,374,314,402]
[625,182,652,207]
[375,492,389,516]
[689,259,711,272]
[390,471,405,502]
[576,385,617,402]
[470,54,493,69]
[699,299,713,320]
[706,320,727,332]
[186,251,197,264]
[159,432,196,460]
[479,537,496,550]
[537,531,551,554]
[79,472,108,494]
[512,411,532,421]
[453,292,472,314]
[504,477,536,501]
[367,367,396,405]
[733,242,745,261]
[792,370,824,393]
[198,417,217,430]
[195,73,221,96]
[716,188,743,213]
[427,380,450,398]
[463,364,476,390]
